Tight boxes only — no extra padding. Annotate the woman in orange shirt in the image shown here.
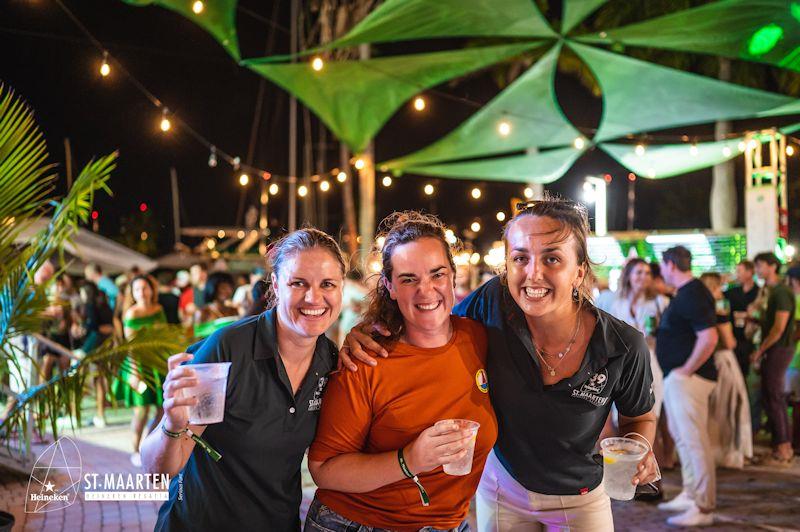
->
[306,212,497,532]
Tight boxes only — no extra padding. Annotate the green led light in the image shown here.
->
[748,24,784,56]
[791,2,800,23]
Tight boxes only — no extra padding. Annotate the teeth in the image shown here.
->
[300,308,326,316]
[524,287,549,298]
[416,302,439,310]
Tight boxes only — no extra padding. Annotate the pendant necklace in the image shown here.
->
[534,314,582,377]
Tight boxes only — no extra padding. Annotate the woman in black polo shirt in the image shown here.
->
[343,199,659,531]
[142,228,345,532]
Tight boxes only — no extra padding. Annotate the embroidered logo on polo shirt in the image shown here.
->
[308,376,328,411]
[571,368,610,407]
[475,369,489,393]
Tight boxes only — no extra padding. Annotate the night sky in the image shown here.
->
[4,0,799,256]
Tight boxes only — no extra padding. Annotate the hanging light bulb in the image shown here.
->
[738,141,746,152]
[424,184,435,196]
[354,158,366,170]
[217,230,226,239]
[470,187,481,199]
[268,183,279,195]
[192,0,204,14]
[100,52,110,77]
[497,120,511,137]
[523,187,534,199]
[573,136,585,150]
[382,175,393,187]
[159,108,171,132]
[239,173,250,186]
[635,143,646,157]
[470,221,482,232]
[689,143,698,156]
[747,139,758,151]
[208,146,218,167]
[320,180,330,192]
[496,211,506,222]
[311,56,324,71]
[337,171,347,183]
[232,156,241,171]
[413,96,426,112]
[298,185,309,197]
[722,146,732,157]
[787,145,795,156]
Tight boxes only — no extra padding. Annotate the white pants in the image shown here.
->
[663,372,716,510]
[476,450,614,532]
[649,349,664,418]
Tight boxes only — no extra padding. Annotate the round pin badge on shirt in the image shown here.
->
[475,369,489,393]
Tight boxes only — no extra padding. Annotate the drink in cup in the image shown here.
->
[600,437,649,500]
[435,419,480,476]
[185,362,231,424]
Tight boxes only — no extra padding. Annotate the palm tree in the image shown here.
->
[0,85,187,470]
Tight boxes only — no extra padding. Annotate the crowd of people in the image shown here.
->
[6,198,799,531]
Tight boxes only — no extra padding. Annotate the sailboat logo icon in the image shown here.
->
[25,436,82,513]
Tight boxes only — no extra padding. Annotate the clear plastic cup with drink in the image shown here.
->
[600,436,649,500]
[435,419,480,476]
[184,362,231,425]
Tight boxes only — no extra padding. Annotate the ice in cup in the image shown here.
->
[435,419,480,476]
[600,437,649,500]
[184,362,231,425]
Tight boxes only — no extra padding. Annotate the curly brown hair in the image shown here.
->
[363,211,459,342]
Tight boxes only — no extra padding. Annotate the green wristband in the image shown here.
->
[397,448,430,507]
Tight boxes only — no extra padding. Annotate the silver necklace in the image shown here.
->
[534,315,582,377]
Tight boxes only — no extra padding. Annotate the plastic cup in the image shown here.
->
[185,362,231,425]
[435,419,480,476]
[600,437,649,501]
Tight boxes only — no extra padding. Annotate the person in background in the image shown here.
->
[649,263,674,299]
[194,271,238,338]
[337,270,367,347]
[232,268,265,316]
[699,273,738,353]
[785,266,800,454]
[724,260,759,379]
[113,275,167,467]
[175,269,192,324]
[39,273,74,383]
[656,246,718,527]
[84,263,119,311]
[76,281,114,428]
[245,278,269,316]
[751,252,796,466]
[179,263,207,326]
[156,271,182,325]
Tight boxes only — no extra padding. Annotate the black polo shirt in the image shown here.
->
[454,276,654,495]
[155,308,337,532]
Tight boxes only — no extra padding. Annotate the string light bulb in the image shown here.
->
[787,145,795,156]
[159,108,171,132]
[722,146,732,157]
[413,96,426,112]
[497,120,511,137]
[573,136,585,150]
[320,180,330,192]
[470,187,481,199]
[100,52,110,77]
[208,146,217,167]
[192,0,204,14]
[470,221,481,232]
[382,175,393,187]
[523,187,534,199]
[354,158,365,170]
[336,171,347,183]
[424,184,435,196]
[298,185,309,197]
[747,139,758,151]
[635,143,646,157]
[232,156,241,171]
[217,230,225,239]
[689,143,698,156]
[268,183,279,195]
[311,56,324,71]
[239,173,250,186]
[496,211,506,222]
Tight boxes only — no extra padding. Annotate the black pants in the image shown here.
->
[761,346,794,446]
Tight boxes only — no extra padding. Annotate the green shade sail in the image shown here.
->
[328,0,555,48]
[562,0,608,34]
[399,146,585,184]
[569,42,794,142]
[121,0,240,60]
[383,45,578,170]
[600,138,747,179]
[577,0,800,72]
[245,43,538,153]
[760,99,800,118]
